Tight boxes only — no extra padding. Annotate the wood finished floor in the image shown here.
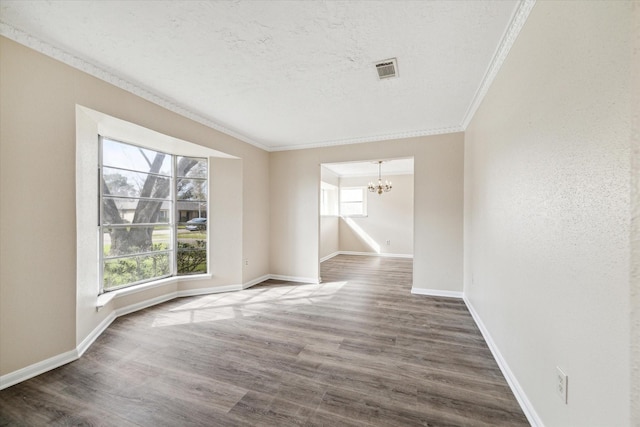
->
[0,255,529,426]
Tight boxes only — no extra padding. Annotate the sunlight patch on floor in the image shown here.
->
[150,281,348,327]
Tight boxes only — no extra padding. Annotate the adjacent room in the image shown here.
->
[320,159,414,263]
[0,1,637,426]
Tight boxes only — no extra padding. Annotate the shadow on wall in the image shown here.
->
[340,216,381,253]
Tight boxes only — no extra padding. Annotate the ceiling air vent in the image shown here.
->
[375,58,398,79]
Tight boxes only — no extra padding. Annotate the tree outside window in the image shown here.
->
[100,137,208,292]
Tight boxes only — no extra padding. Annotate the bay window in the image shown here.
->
[99,136,208,292]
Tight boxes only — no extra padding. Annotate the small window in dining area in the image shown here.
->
[340,187,367,217]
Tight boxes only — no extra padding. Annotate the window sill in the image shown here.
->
[96,273,212,310]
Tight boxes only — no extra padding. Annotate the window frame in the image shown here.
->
[98,136,209,294]
[339,186,368,217]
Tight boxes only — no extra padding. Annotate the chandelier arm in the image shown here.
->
[370,160,392,195]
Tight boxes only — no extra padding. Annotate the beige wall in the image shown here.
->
[0,34,463,380]
[339,174,414,256]
[3,7,634,421]
[464,2,633,426]
[0,37,270,376]
[320,217,340,260]
[270,134,463,289]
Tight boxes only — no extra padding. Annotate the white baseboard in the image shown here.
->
[77,312,116,357]
[320,251,340,263]
[269,274,319,284]
[338,251,414,259]
[242,274,271,289]
[0,348,79,390]
[115,292,178,317]
[177,284,242,297]
[411,288,463,298]
[0,286,239,391]
[463,296,543,427]
[0,312,118,390]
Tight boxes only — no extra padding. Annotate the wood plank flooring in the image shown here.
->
[0,255,529,426]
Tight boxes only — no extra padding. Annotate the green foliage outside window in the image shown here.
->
[177,240,207,275]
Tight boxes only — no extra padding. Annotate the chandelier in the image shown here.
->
[368,161,392,195]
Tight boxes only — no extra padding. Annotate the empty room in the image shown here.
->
[0,1,637,426]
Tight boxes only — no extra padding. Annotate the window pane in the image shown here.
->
[341,202,364,216]
[178,219,207,235]
[177,241,207,275]
[103,253,171,290]
[102,138,171,176]
[341,188,363,202]
[177,157,207,178]
[177,178,208,201]
[103,167,171,199]
[102,198,171,225]
[177,201,207,223]
[103,225,172,258]
[177,210,207,274]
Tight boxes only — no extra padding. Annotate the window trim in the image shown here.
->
[77,105,238,309]
[96,271,213,310]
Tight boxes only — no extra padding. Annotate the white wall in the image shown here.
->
[339,174,413,256]
[270,133,463,290]
[320,216,339,260]
[464,2,633,426]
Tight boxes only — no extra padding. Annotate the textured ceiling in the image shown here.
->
[0,1,529,151]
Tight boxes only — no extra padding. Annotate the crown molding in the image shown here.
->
[460,0,536,130]
[1,20,462,153]
[336,170,414,178]
[1,0,534,152]
[0,21,270,152]
[269,125,465,152]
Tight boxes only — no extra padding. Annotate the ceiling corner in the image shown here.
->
[459,0,537,130]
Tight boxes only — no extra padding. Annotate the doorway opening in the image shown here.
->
[319,158,414,281]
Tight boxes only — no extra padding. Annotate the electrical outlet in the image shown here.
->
[386,240,391,245]
[244,259,249,266]
[556,367,568,404]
